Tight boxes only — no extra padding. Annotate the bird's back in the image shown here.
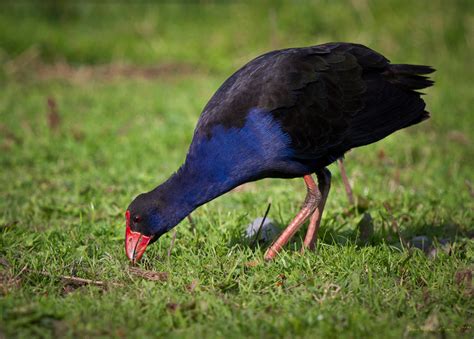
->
[193,42,434,175]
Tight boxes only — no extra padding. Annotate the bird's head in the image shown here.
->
[125,193,169,263]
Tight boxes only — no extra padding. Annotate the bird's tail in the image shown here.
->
[346,64,435,149]
[384,64,435,91]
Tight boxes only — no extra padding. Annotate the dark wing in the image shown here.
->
[196,43,433,165]
[270,43,387,161]
[195,44,333,135]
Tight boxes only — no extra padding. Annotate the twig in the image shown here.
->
[252,203,272,248]
[13,265,28,280]
[256,274,314,295]
[465,179,474,198]
[30,267,122,287]
[167,229,178,258]
[57,275,113,286]
[47,97,61,132]
[1,258,123,287]
[284,280,307,291]
[187,214,196,232]
[36,270,122,287]
[48,272,122,286]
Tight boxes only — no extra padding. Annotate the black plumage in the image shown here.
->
[125,42,435,263]
[197,42,434,169]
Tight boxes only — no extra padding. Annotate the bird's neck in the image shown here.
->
[149,157,250,228]
[177,162,245,208]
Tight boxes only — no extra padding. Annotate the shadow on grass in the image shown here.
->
[227,215,472,257]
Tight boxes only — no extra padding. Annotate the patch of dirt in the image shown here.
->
[0,270,20,295]
[34,61,202,82]
[46,97,61,132]
[0,259,23,295]
[186,279,198,293]
[165,301,197,314]
[0,124,22,151]
[455,268,473,297]
[166,302,179,312]
[3,47,205,83]
[447,130,470,145]
[61,283,80,296]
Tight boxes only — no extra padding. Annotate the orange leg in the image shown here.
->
[302,169,331,251]
[264,174,321,261]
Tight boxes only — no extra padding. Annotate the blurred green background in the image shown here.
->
[1,1,473,337]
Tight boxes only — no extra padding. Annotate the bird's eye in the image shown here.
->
[133,215,141,223]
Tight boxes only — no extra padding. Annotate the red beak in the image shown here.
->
[125,210,152,263]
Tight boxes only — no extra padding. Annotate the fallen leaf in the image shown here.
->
[186,279,198,293]
[377,149,386,160]
[421,313,439,332]
[166,303,178,312]
[275,273,286,287]
[0,257,10,267]
[61,283,80,296]
[128,267,168,281]
[71,128,85,141]
[454,268,474,297]
[455,269,472,287]
[47,97,61,131]
[244,260,259,268]
[447,130,470,145]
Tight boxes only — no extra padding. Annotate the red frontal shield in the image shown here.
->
[125,210,152,263]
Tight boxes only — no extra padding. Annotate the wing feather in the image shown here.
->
[195,43,433,167]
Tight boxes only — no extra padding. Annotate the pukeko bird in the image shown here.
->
[125,42,434,263]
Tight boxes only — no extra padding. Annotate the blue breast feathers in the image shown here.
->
[185,108,294,187]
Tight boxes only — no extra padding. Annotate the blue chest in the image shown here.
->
[184,109,311,187]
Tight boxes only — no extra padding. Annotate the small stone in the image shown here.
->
[409,236,432,252]
[245,217,278,243]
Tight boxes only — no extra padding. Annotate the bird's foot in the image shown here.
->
[264,175,320,261]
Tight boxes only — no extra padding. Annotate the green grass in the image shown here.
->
[1,1,473,337]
